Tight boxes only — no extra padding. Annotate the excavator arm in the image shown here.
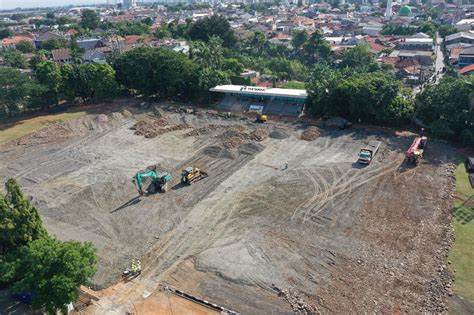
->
[134,171,158,195]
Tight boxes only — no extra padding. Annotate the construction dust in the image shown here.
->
[0,106,457,314]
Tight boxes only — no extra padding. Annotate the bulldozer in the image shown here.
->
[134,170,172,195]
[181,167,208,185]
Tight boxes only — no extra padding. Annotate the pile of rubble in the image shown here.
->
[131,118,190,138]
[273,286,318,314]
[301,126,321,141]
[185,124,225,137]
[223,137,244,149]
[250,128,268,142]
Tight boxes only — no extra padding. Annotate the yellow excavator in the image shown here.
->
[256,114,267,123]
[181,167,208,185]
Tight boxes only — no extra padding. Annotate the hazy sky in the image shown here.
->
[0,0,107,10]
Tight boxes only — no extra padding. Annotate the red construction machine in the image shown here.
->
[405,136,427,165]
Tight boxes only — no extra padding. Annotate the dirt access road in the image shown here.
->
[0,105,456,313]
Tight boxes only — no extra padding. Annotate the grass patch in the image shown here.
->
[448,160,474,303]
[0,111,86,146]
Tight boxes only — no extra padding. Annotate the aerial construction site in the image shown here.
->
[0,101,456,314]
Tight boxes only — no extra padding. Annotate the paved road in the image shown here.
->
[413,34,445,96]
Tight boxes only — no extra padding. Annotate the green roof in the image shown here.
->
[399,5,412,16]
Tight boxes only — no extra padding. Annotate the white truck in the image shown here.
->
[358,140,381,164]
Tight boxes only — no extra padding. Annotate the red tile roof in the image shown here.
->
[459,64,474,75]
[1,35,33,46]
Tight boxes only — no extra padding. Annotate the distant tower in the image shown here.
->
[384,0,393,21]
[123,0,136,9]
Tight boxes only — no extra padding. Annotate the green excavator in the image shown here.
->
[134,170,172,195]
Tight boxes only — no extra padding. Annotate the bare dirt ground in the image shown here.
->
[0,103,456,314]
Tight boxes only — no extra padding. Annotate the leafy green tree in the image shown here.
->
[0,68,33,117]
[0,28,13,39]
[303,31,331,64]
[415,76,474,144]
[291,29,308,50]
[46,12,55,19]
[3,50,28,69]
[29,52,46,71]
[154,22,172,39]
[199,68,230,100]
[250,31,266,54]
[15,40,35,53]
[56,16,72,26]
[112,47,200,99]
[417,21,436,38]
[188,15,237,47]
[306,66,411,125]
[381,24,416,36]
[81,9,100,29]
[41,38,68,51]
[340,43,378,72]
[63,63,118,103]
[114,21,151,36]
[223,58,245,75]
[11,237,97,314]
[0,178,47,255]
[438,25,458,38]
[35,61,62,106]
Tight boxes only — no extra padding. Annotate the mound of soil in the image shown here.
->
[203,145,236,159]
[15,113,126,146]
[185,125,226,137]
[131,119,190,138]
[301,127,320,141]
[223,137,244,149]
[238,142,264,155]
[250,129,268,142]
[269,129,289,140]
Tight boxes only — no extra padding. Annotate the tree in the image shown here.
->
[29,52,46,71]
[35,61,62,106]
[0,68,32,117]
[291,29,308,50]
[41,38,68,51]
[306,66,412,125]
[11,237,97,314]
[0,178,47,255]
[112,47,200,99]
[80,9,99,30]
[438,25,458,38]
[15,40,35,53]
[0,28,13,39]
[199,68,230,100]
[340,43,378,71]
[188,15,237,47]
[46,12,55,19]
[250,31,266,54]
[415,76,474,144]
[223,58,245,75]
[417,21,437,38]
[3,50,29,69]
[303,31,331,64]
[63,63,118,103]
[154,22,172,39]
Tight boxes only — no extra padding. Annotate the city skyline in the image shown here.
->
[0,0,108,10]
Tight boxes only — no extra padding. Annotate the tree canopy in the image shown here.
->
[81,9,100,30]
[112,47,200,99]
[188,15,237,47]
[0,179,98,314]
[415,76,474,144]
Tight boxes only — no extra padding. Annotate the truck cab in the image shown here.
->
[358,140,381,165]
[358,150,373,164]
